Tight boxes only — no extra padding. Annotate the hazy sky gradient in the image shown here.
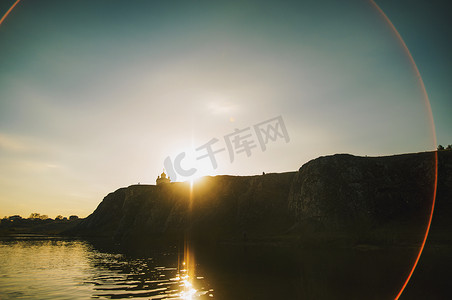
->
[0,0,449,217]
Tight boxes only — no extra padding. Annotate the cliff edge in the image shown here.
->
[70,151,451,246]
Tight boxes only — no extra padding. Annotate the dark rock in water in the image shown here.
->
[70,151,451,246]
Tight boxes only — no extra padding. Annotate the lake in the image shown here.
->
[0,235,445,299]
[0,235,213,299]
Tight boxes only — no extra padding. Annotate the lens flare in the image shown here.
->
[369,1,438,299]
[0,0,21,27]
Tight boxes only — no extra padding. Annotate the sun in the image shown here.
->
[173,147,216,184]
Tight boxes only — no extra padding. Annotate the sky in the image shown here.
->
[0,0,450,218]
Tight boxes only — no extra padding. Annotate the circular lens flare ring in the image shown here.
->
[369,1,438,299]
[0,1,439,299]
[0,0,21,27]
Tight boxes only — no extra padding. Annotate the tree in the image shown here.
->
[437,145,445,151]
[29,213,41,219]
[446,145,452,150]
[55,215,64,220]
[69,215,79,221]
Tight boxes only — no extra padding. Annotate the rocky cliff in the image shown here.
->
[71,151,451,246]
[289,153,435,231]
[72,172,296,244]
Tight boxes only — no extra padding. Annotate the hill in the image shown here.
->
[69,150,452,247]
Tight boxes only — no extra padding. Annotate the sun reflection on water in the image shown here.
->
[169,263,209,299]
[180,277,197,299]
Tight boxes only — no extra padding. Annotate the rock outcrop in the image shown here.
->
[71,151,452,246]
[288,152,436,232]
[71,172,296,243]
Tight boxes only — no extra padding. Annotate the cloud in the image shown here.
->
[0,133,28,152]
[207,100,238,115]
[0,132,61,154]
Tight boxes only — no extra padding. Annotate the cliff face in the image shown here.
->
[288,152,437,231]
[73,172,296,243]
[72,151,451,245]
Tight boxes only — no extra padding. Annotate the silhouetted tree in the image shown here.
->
[55,215,64,220]
[446,145,452,150]
[437,145,445,151]
[8,215,22,221]
[29,213,41,219]
[28,213,50,220]
[69,215,79,221]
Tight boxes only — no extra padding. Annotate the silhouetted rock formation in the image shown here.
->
[71,172,296,244]
[288,152,436,241]
[70,151,452,246]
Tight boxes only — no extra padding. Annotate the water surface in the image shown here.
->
[0,235,430,299]
[0,235,212,299]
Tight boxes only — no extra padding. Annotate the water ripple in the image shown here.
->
[0,237,213,299]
